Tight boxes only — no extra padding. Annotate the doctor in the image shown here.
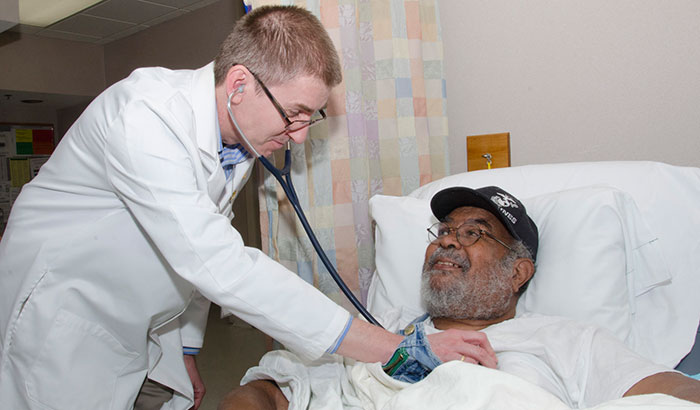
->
[0,5,497,410]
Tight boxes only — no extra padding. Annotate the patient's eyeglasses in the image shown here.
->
[250,71,327,132]
[427,222,514,252]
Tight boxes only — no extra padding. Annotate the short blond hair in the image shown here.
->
[214,5,342,88]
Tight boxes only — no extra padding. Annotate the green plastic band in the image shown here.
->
[382,347,409,376]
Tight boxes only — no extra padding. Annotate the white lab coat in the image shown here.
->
[0,63,350,410]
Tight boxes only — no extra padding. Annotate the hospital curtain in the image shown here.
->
[252,0,450,311]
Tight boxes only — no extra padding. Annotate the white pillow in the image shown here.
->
[367,186,665,343]
[517,187,631,339]
[367,195,432,319]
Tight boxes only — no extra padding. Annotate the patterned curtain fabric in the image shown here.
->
[251,0,450,311]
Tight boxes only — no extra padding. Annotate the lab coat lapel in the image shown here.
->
[232,157,255,193]
[213,157,255,219]
[190,62,228,205]
[190,63,255,217]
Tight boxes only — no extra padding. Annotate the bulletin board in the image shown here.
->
[0,122,55,235]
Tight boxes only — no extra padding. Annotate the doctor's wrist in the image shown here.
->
[183,346,200,355]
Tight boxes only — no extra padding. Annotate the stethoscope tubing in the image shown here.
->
[227,91,383,328]
[259,154,382,327]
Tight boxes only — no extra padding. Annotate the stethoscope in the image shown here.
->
[227,87,382,327]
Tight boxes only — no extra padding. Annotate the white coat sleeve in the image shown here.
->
[179,290,210,350]
[103,97,350,361]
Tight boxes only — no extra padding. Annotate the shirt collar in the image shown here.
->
[216,106,250,163]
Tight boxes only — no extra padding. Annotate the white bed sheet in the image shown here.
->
[242,350,699,410]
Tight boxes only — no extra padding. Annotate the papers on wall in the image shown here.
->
[6,156,50,186]
[0,183,9,202]
[0,131,13,155]
[1,127,54,155]
[0,156,8,182]
[29,156,49,178]
[0,124,55,237]
[0,183,10,236]
[9,158,31,188]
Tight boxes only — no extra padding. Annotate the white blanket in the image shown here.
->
[241,350,699,410]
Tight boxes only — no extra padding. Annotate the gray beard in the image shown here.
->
[421,247,514,320]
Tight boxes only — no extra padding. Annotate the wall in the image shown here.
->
[56,103,91,138]
[0,30,103,140]
[438,0,700,174]
[104,0,243,85]
[0,101,57,126]
[0,32,104,96]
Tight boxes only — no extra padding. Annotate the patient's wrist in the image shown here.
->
[383,322,442,383]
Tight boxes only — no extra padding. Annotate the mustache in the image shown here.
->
[423,247,471,274]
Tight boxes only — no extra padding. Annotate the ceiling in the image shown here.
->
[2,0,228,113]
[10,0,224,45]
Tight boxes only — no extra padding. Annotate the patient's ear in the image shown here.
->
[510,258,535,293]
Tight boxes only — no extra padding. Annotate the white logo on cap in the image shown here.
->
[491,193,518,209]
[491,193,518,224]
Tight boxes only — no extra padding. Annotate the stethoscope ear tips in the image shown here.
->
[228,85,245,101]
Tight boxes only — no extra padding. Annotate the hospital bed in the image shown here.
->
[368,160,700,376]
[243,160,700,409]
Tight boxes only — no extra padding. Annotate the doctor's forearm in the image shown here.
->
[335,318,498,368]
[335,319,402,363]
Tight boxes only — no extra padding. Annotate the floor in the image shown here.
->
[197,304,272,410]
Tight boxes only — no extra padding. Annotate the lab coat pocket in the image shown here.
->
[26,309,139,410]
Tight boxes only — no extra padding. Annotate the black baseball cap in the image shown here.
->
[430,186,539,260]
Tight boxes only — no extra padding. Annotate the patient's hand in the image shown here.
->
[334,318,496,368]
[427,329,498,368]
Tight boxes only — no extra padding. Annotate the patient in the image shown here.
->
[220,186,700,409]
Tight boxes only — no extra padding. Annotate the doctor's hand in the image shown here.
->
[427,329,498,368]
[183,354,206,410]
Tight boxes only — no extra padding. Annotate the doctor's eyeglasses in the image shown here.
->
[427,222,514,252]
[250,71,327,132]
